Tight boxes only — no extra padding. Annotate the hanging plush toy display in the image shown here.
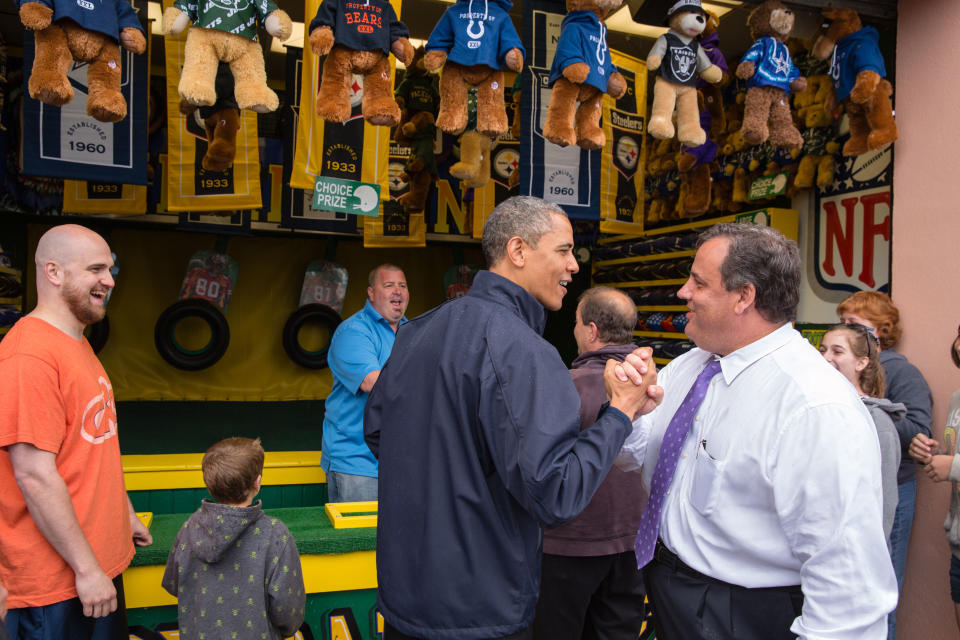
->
[18,0,146,123]
[812,8,898,156]
[542,0,626,149]
[736,0,806,148]
[309,0,414,126]
[164,0,292,113]
[646,0,723,147]
[179,62,241,172]
[424,0,525,138]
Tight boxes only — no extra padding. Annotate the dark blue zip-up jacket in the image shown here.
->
[828,26,886,102]
[21,0,143,41]
[548,10,616,93]
[365,271,632,639]
[425,0,524,70]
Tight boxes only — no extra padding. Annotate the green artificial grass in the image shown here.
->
[131,506,376,567]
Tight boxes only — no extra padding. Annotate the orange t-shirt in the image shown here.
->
[0,317,134,608]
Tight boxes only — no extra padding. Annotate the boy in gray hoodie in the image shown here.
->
[162,437,305,639]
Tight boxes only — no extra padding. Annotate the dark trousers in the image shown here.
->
[645,542,803,640]
[5,575,128,640]
[533,551,645,640]
[384,621,532,640]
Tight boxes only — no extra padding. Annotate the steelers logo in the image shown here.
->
[388,161,408,193]
[615,136,640,171]
[493,148,519,180]
[349,74,365,108]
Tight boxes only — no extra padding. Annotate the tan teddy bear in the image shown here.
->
[163,0,292,113]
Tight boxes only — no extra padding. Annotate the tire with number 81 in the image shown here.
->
[282,304,342,370]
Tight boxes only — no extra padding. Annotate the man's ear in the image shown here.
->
[733,283,756,315]
[504,236,525,268]
[43,261,63,286]
[589,321,599,343]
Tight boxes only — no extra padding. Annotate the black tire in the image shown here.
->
[86,315,109,354]
[154,299,230,371]
[282,303,342,369]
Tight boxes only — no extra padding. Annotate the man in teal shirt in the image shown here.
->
[323,264,409,502]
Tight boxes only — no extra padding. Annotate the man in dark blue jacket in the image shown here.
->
[365,196,661,640]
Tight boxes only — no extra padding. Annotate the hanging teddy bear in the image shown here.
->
[646,0,724,147]
[309,0,414,126]
[542,0,625,149]
[736,0,806,148]
[395,46,440,145]
[424,0,525,138]
[811,7,898,156]
[163,0,292,114]
[18,0,146,123]
[179,62,240,172]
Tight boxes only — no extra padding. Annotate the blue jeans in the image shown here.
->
[326,470,378,502]
[5,575,127,640]
[887,478,916,639]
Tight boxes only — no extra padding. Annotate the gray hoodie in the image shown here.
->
[161,500,305,640]
[941,390,960,558]
[862,396,905,539]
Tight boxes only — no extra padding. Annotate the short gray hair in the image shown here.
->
[698,223,800,323]
[481,196,566,267]
[578,287,637,345]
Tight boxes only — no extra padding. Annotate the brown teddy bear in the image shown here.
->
[396,124,437,213]
[736,0,806,148]
[19,0,146,123]
[811,7,898,156]
[646,0,724,147]
[423,0,524,138]
[178,62,240,172]
[541,0,625,149]
[163,0,291,114]
[395,46,440,145]
[310,0,414,126]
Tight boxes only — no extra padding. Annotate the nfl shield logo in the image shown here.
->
[669,46,696,83]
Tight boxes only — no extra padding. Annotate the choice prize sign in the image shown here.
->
[313,177,382,217]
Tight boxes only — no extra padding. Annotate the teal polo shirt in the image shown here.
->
[322,301,407,478]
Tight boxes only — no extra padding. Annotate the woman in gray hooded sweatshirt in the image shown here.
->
[820,323,903,539]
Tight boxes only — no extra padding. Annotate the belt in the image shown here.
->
[653,539,720,584]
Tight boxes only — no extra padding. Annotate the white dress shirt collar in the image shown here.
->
[717,321,794,385]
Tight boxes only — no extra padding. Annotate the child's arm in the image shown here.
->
[266,523,306,636]
[160,527,186,596]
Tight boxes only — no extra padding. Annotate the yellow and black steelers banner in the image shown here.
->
[366,134,426,246]
[291,0,398,194]
[599,51,646,234]
[62,180,147,215]
[163,0,261,212]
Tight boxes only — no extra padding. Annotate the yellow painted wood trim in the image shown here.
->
[636,305,688,312]
[122,550,376,608]
[634,330,687,339]
[603,279,687,288]
[325,501,378,529]
[123,451,326,491]
[593,250,696,267]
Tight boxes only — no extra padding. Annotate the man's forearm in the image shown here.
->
[15,464,102,577]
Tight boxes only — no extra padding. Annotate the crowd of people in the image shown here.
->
[0,198,957,640]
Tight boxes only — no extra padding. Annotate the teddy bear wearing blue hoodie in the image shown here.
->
[424,0,524,137]
[542,0,627,149]
[811,7,897,156]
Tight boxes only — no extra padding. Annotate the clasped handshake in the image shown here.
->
[603,347,664,420]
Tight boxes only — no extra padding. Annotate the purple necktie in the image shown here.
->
[634,358,722,568]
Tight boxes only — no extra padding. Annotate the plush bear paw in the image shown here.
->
[647,115,675,140]
[364,98,401,127]
[28,71,73,107]
[235,83,279,113]
[316,92,351,122]
[86,90,127,123]
[436,108,468,135]
[476,110,508,138]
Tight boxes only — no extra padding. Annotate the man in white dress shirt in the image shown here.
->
[617,223,897,639]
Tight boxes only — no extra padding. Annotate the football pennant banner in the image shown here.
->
[62,180,147,214]
[291,0,398,200]
[363,199,426,247]
[599,50,646,234]
[163,0,261,212]
[21,23,149,185]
